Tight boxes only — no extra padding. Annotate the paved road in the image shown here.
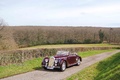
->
[1,50,120,80]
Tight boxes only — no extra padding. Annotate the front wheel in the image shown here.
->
[76,58,81,66]
[60,61,66,71]
[43,67,47,70]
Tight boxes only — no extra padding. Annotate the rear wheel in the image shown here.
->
[60,61,66,71]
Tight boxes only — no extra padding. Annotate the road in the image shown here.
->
[1,50,120,80]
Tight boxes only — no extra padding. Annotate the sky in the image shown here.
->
[0,0,120,27]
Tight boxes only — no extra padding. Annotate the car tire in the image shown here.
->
[60,61,66,71]
[43,67,47,70]
[76,58,81,66]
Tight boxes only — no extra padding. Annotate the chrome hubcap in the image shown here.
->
[77,59,80,65]
[62,62,66,70]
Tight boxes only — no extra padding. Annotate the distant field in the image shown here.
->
[20,44,120,50]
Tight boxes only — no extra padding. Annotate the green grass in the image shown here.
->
[66,52,120,80]
[78,49,115,58]
[0,58,43,79]
[20,44,120,50]
[0,49,116,79]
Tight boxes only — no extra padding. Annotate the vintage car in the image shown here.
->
[41,50,82,71]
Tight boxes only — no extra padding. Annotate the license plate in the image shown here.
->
[47,66,54,69]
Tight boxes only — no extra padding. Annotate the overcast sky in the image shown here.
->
[0,0,120,27]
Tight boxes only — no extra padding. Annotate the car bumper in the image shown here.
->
[42,65,60,69]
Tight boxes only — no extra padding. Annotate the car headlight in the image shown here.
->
[45,59,49,62]
[55,59,58,63]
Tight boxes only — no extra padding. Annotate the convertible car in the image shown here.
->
[41,50,82,71]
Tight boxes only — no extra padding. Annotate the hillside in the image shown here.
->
[66,52,120,80]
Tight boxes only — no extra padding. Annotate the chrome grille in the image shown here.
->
[48,56,55,67]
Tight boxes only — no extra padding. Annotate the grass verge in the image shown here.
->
[78,49,115,58]
[0,49,115,79]
[0,58,43,79]
[66,52,120,80]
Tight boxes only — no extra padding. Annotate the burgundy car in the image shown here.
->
[41,51,82,71]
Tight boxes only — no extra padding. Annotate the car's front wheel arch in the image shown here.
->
[76,58,81,66]
[60,60,66,71]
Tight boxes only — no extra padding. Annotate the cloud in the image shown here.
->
[39,3,120,21]
[0,0,120,27]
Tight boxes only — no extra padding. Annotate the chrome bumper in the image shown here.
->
[42,65,60,69]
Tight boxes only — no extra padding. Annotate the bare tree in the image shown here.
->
[0,18,7,31]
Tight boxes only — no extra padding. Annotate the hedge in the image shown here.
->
[0,47,113,66]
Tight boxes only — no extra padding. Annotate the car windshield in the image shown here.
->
[56,51,69,56]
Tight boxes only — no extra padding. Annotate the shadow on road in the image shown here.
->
[33,67,62,72]
[33,65,73,73]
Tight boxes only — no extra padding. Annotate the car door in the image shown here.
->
[67,53,76,65]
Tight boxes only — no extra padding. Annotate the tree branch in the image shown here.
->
[0,18,6,31]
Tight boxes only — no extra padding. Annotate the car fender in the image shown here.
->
[59,59,67,66]
[77,56,82,61]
